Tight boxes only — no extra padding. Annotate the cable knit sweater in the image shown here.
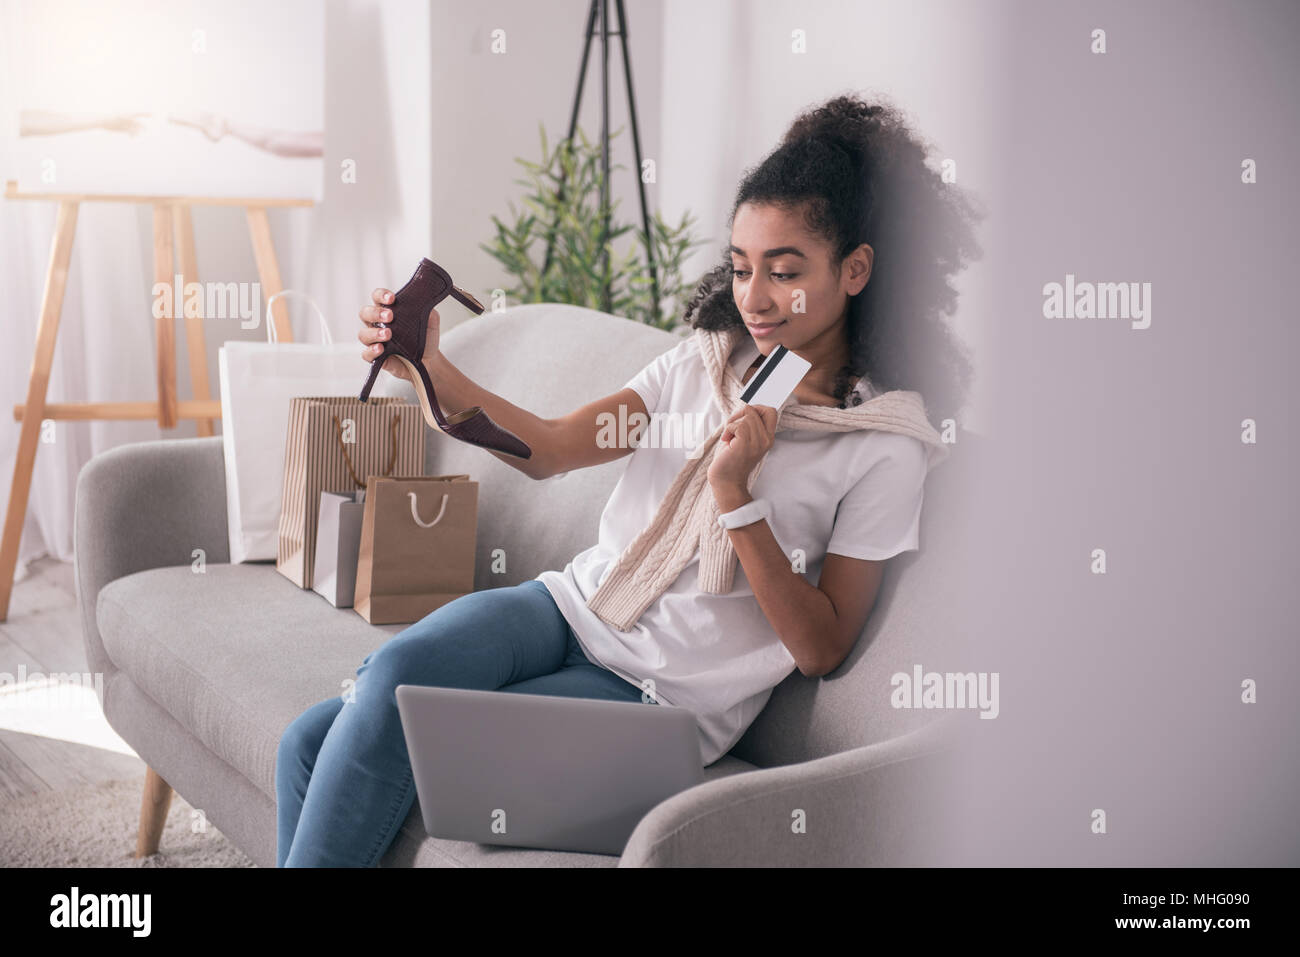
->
[584,323,951,632]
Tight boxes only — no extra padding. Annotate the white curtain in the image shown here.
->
[0,197,159,578]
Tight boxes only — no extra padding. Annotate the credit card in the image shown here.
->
[740,344,812,409]
[686,345,813,460]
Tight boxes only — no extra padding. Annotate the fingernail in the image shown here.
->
[383,310,391,320]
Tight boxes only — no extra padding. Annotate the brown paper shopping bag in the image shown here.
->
[353,475,479,625]
[277,396,423,589]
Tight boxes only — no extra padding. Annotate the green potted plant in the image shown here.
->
[481,122,707,330]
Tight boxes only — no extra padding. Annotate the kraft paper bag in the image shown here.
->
[312,489,367,608]
[353,475,479,625]
[277,396,423,589]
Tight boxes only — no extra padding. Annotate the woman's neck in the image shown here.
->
[790,314,856,405]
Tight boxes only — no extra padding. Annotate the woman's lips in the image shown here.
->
[747,320,787,338]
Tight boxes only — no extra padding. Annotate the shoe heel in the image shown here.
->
[448,284,485,315]
[359,352,385,402]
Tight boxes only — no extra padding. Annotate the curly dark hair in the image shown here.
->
[683,91,985,422]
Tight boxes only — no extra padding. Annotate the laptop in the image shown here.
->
[395,684,705,855]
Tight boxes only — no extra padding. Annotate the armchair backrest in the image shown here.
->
[414,304,682,586]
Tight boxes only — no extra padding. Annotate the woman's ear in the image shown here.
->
[844,243,874,295]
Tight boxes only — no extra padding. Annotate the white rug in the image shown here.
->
[0,776,257,867]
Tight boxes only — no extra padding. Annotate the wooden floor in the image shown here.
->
[0,555,145,800]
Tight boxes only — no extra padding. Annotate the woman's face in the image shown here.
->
[729,201,872,355]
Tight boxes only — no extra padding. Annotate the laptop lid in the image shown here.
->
[395,685,705,856]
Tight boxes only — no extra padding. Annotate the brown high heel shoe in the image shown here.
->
[359,258,532,460]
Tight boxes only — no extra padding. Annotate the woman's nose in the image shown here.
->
[739,275,772,312]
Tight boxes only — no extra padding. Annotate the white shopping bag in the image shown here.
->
[219,291,410,564]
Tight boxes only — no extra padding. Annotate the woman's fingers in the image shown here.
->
[357,314,391,346]
[359,291,395,366]
[359,303,392,325]
[726,405,762,428]
[751,404,778,436]
[722,405,752,442]
[358,287,409,379]
[359,293,394,357]
[722,405,776,451]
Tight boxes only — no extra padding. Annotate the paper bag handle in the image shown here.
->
[267,290,333,344]
[409,492,449,528]
[332,414,400,489]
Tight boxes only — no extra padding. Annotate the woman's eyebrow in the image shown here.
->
[728,244,808,259]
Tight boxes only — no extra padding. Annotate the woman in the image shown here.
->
[276,93,982,867]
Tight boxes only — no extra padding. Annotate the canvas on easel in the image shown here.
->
[6,0,324,201]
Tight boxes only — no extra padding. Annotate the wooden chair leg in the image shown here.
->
[135,766,174,858]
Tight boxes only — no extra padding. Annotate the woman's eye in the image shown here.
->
[730,268,797,281]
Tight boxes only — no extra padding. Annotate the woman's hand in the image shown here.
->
[707,404,778,506]
[357,287,443,383]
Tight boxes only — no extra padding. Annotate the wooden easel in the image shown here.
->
[0,180,313,621]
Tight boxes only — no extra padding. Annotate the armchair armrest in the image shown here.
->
[74,436,231,694]
[618,715,963,867]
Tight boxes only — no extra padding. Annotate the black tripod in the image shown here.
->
[541,0,659,319]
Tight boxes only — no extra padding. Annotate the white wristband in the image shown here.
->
[717,497,772,530]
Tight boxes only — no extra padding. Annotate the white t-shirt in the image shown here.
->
[535,332,930,765]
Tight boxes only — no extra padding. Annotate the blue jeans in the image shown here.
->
[275,578,653,867]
